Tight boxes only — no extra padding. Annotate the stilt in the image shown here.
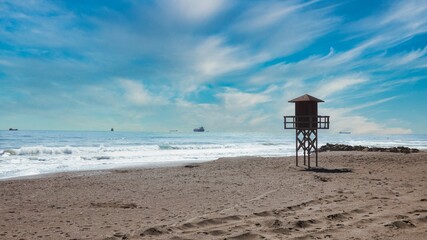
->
[294,128,321,169]
[315,130,318,167]
[303,148,306,165]
[295,129,298,166]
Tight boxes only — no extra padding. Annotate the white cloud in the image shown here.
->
[230,0,339,58]
[172,87,278,132]
[379,0,427,29]
[248,47,366,87]
[118,79,168,106]
[248,115,270,126]
[164,0,228,22]
[234,1,314,31]
[383,47,427,68]
[216,88,272,109]
[173,100,275,132]
[1,0,425,133]
[194,36,257,77]
[325,108,412,134]
[348,97,397,111]
[350,0,427,51]
[0,1,82,49]
[314,75,368,99]
[244,0,427,90]
[377,77,422,92]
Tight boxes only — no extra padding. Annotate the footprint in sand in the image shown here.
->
[326,212,349,221]
[139,227,163,236]
[293,219,318,228]
[416,216,427,223]
[384,220,416,229]
[227,232,264,240]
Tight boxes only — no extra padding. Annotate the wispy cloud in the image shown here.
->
[348,97,397,112]
[326,108,412,134]
[349,0,427,50]
[216,87,272,109]
[161,0,228,23]
[382,47,427,68]
[118,79,168,106]
[0,0,425,133]
[193,36,257,78]
[314,75,368,99]
[230,0,339,58]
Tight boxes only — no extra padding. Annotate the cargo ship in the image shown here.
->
[193,126,205,132]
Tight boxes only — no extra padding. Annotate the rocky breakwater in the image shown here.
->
[319,143,420,154]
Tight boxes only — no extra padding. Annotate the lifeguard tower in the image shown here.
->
[284,94,329,168]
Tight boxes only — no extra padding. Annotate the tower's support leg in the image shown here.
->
[315,130,318,167]
[295,129,298,166]
[303,148,306,166]
[296,128,319,168]
[303,130,307,166]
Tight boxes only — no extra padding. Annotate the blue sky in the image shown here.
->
[0,0,426,133]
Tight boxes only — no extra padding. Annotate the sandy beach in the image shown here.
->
[1,151,426,240]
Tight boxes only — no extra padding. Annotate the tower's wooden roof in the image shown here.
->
[288,94,324,102]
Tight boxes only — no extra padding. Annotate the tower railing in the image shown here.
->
[284,115,330,129]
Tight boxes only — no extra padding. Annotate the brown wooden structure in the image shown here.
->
[284,94,329,168]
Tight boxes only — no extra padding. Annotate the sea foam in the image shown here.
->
[1,131,426,179]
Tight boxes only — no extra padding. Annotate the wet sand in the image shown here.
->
[1,151,426,239]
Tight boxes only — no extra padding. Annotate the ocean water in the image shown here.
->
[0,130,426,180]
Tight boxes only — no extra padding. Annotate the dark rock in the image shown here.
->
[184,164,199,168]
[319,143,419,153]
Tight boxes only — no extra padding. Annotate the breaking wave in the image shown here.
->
[2,146,74,156]
[1,131,426,180]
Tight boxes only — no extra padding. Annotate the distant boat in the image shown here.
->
[111,128,114,131]
[8,128,18,131]
[339,131,351,134]
[193,126,205,132]
[169,130,178,132]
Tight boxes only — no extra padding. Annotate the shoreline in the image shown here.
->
[1,151,426,239]
[0,159,210,182]
[2,149,425,182]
